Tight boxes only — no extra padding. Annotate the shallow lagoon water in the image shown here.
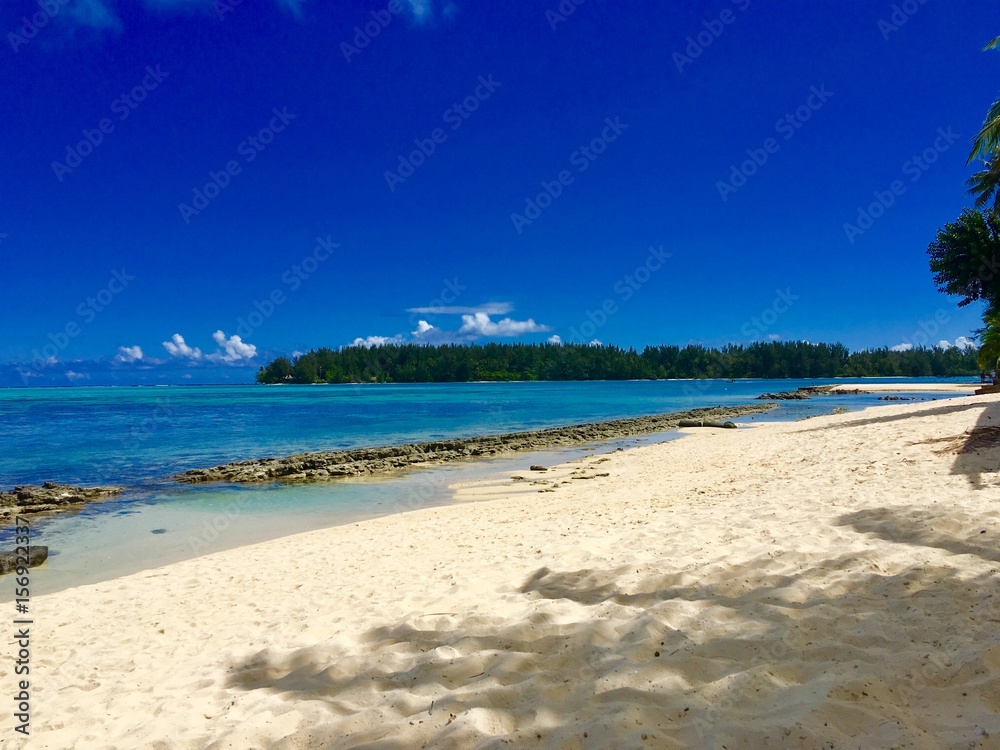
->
[0,378,975,595]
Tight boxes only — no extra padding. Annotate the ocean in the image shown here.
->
[0,378,974,594]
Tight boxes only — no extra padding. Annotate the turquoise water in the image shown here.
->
[0,378,975,594]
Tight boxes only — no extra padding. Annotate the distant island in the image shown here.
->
[256,342,980,384]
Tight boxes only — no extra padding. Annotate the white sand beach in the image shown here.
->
[21,394,1000,748]
[828,382,979,393]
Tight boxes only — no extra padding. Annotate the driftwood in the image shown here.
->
[678,420,737,429]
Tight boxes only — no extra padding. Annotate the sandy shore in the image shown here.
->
[19,394,1000,748]
[828,382,979,393]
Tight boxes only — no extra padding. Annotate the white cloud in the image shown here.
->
[207,331,257,363]
[351,334,404,348]
[458,313,550,337]
[547,334,562,345]
[65,370,90,381]
[938,336,974,350]
[406,302,513,316]
[115,345,143,363]
[412,320,436,337]
[890,343,913,352]
[163,334,202,360]
[767,333,781,341]
[588,339,603,347]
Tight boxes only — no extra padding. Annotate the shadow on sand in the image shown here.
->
[225,505,1000,748]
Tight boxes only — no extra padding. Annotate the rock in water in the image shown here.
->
[0,483,124,520]
[0,546,48,575]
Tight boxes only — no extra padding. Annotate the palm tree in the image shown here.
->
[977,312,1000,375]
[967,36,1000,210]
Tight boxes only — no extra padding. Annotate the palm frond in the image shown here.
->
[966,162,1000,211]
[978,312,1000,370]
[968,98,1000,163]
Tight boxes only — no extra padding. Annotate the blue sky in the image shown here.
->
[0,0,994,385]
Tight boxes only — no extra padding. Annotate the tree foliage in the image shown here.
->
[257,341,979,384]
[926,208,1000,313]
[967,36,1000,210]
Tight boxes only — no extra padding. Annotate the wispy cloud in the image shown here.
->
[890,343,913,352]
[56,0,305,32]
[66,0,122,30]
[458,313,550,337]
[406,302,513,316]
[403,0,457,24]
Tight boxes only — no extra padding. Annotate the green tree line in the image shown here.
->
[257,341,979,384]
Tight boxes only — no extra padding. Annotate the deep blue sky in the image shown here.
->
[0,0,995,384]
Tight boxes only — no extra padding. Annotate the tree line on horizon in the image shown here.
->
[256,341,979,384]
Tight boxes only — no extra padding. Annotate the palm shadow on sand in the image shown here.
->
[796,397,1000,488]
[226,526,1000,748]
[908,399,1000,488]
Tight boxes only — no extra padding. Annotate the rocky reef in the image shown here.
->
[177,403,778,485]
[756,385,865,400]
[0,483,124,520]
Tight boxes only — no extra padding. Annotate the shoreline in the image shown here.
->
[29,394,1000,747]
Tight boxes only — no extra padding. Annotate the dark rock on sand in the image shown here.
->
[177,404,778,485]
[0,483,124,520]
[0,546,48,574]
[529,465,548,472]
